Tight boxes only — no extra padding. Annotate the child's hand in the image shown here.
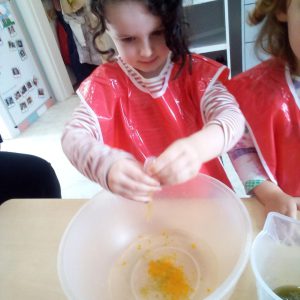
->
[107,158,161,202]
[146,137,202,185]
[146,125,225,185]
[263,194,300,219]
[253,181,300,219]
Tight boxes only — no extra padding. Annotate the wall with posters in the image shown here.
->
[14,0,73,102]
[0,0,54,138]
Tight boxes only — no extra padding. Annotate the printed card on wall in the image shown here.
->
[0,1,51,126]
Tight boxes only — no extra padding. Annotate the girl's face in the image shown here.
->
[278,0,300,75]
[105,1,170,78]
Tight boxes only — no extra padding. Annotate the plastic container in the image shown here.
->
[58,174,252,300]
[251,212,300,300]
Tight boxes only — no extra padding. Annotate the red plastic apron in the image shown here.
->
[78,54,232,187]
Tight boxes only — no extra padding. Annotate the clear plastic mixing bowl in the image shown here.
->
[58,174,252,300]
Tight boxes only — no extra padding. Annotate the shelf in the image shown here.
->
[183,0,231,69]
[183,0,218,7]
[188,28,227,54]
[190,43,227,54]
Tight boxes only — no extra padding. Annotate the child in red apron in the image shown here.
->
[228,0,300,218]
[62,0,245,202]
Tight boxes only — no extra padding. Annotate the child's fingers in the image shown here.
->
[149,139,197,177]
[285,199,300,219]
[124,178,161,193]
[129,168,161,187]
[144,156,156,174]
[296,197,300,211]
[149,147,180,176]
[109,159,160,185]
[124,194,154,203]
[116,179,161,202]
[157,165,197,185]
[111,167,161,197]
[149,151,198,185]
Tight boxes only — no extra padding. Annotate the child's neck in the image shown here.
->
[117,54,174,98]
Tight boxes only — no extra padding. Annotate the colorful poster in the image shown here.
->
[0,1,51,126]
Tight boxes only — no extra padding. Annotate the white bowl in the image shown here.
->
[58,174,252,300]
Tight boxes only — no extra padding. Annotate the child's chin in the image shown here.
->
[137,66,163,78]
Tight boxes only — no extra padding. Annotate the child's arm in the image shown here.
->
[229,129,300,218]
[62,102,160,201]
[253,181,300,218]
[149,82,245,184]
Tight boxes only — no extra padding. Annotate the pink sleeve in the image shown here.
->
[202,81,269,192]
[61,101,134,190]
[201,81,245,153]
[228,128,269,188]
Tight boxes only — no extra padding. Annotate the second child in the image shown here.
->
[228,0,300,218]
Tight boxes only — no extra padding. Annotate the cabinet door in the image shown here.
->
[184,0,230,68]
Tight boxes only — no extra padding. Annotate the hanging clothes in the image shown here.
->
[56,15,71,65]
[60,0,86,14]
[59,0,116,65]
[55,10,96,84]
[62,13,102,66]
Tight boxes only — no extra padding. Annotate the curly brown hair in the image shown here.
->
[91,0,191,76]
[248,0,296,71]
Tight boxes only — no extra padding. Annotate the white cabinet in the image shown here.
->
[242,0,269,70]
[183,0,231,70]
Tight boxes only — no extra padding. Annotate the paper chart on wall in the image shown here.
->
[0,1,51,126]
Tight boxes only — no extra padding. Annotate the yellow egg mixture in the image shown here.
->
[140,255,193,300]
